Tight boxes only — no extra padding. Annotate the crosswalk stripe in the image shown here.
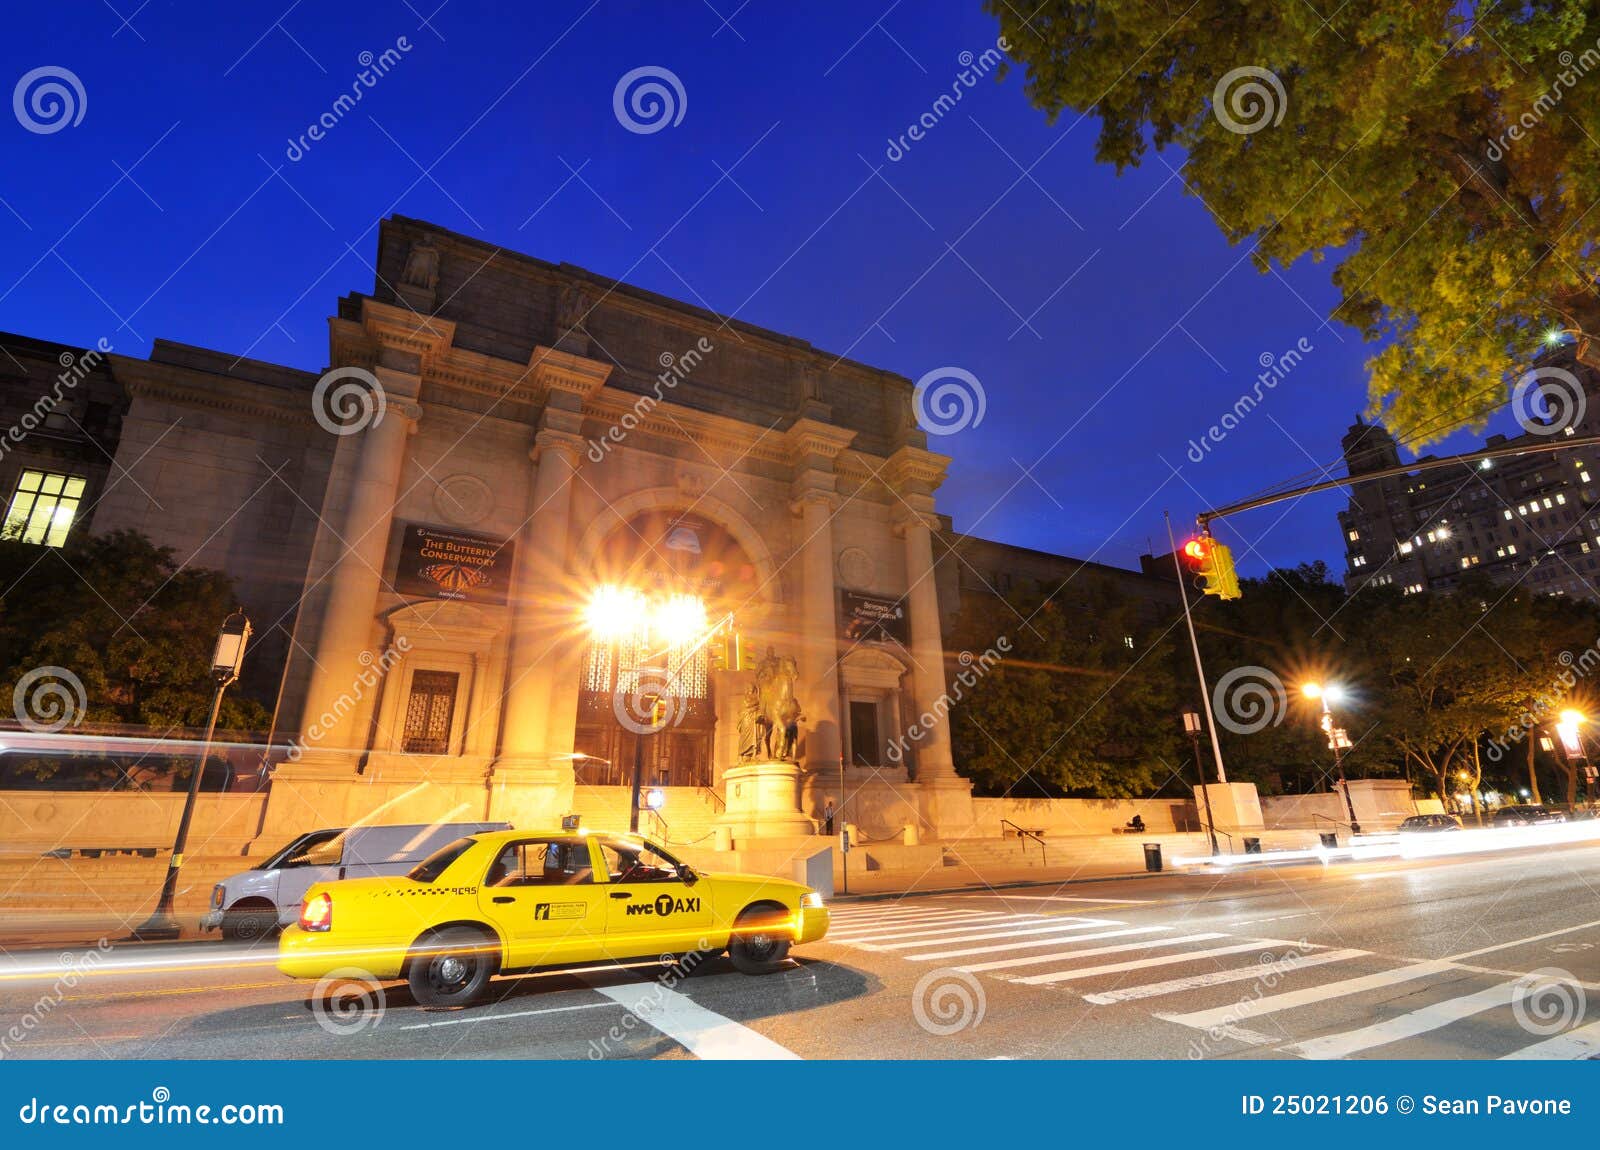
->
[959,894,1151,905]
[828,908,988,925]
[1154,960,1457,1030]
[1501,1018,1600,1059]
[861,918,1122,952]
[1283,980,1527,1059]
[826,910,1004,930]
[827,913,1028,940]
[1010,939,1292,985]
[957,932,1230,974]
[1082,948,1370,1004]
[832,914,1088,943]
[906,926,1169,962]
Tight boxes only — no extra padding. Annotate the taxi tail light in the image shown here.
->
[300,892,332,932]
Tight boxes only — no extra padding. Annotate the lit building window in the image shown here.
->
[1398,541,1414,554]
[1556,493,1567,505]
[1347,529,1360,542]
[2,470,85,547]
[1504,510,1514,520]
[1351,555,1367,567]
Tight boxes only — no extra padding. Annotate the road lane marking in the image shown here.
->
[957,933,1230,974]
[588,979,799,1060]
[826,912,1023,939]
[1502,1018,1600,1059]
[860,918,1123,951]
[1010,939,1303,985]
[1155,960,1457,1030]
[1444,918,1600,961]
[1283,980,1526,1059]
[825,909,1007,929]
[907,926,1171,962]
[1083,947,1370,1004]
[397,1001,623,1030]
[957,894,1151,904]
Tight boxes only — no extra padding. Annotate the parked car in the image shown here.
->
[1397,813,1462,832]
[1489,804,1567,828]
[202,821,509,941]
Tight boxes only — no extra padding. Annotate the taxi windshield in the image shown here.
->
[408,837,475,882]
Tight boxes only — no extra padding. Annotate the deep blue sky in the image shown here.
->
[1,1,1507,575]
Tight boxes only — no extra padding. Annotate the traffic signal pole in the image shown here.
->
[1166,512,1229,792]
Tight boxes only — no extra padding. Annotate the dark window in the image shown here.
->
[850,700,880,766]
[403,670,459,754]
[484,839,593,886]
[408,837,475,882]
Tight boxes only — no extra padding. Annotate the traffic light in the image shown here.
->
[1182,535,1241,600]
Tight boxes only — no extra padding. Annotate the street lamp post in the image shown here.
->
[1303,683,1360,835]
[133,610,251,941]
[1556,710,1591,810]
[1183,709,1218,855]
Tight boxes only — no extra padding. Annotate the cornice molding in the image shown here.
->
[113,359,319,427]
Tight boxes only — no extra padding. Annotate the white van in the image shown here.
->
[200,821,509,941]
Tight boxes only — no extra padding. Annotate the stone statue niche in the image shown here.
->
[737,645,804,763]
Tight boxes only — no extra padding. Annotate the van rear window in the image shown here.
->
[408,837,475,883]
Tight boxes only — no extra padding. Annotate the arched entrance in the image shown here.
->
[572,508,762,789]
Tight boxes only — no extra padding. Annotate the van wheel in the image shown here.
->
[407,927,497,1007]
[221,905,278,944]
[729,906,791,974]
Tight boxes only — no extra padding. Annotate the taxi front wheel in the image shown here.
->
[728,906,792,975]
[406,926,497,1007]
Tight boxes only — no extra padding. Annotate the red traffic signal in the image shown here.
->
[1182,537,1211,565]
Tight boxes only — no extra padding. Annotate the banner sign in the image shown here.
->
[393,523,512,605]
[841,590,907,645]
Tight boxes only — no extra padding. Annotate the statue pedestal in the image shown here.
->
[716,761,816,841]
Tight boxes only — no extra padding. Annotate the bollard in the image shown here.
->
[1243,836,1262,854]
[902,823,919,847]
[1319,831,1338,849]
[1143,842,1162,872]
[713,826,733,852]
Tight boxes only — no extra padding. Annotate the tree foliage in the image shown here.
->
[985,0,1600,442]
[0,530,270,785]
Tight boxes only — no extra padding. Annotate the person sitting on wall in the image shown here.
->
[1126,814,1145,833]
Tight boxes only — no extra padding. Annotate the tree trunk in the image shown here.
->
[1526,732,1542,805]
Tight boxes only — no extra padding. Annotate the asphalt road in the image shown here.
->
[3,842,1598,1060]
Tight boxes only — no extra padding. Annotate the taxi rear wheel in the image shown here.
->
[728,906,792,975]
[406,927,497,1007]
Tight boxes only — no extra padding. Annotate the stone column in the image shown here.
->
[793,489,843,794]
[897,510,958,781]
[497,419,585,765]
[296,389,419,762]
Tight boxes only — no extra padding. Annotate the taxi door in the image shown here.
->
[474,838,606,968]
[596,837,715,958]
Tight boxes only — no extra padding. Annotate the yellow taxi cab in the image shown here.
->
[277,824,830,1006]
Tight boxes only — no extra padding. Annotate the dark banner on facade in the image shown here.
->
[841,590,908,645]
[393,523,513,605]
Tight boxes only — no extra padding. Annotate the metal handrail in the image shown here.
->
[1311,812,1356,835]
[999,819,1047,864]
[698,785,726,813]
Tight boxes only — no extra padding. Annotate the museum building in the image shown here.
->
[2,217,1025,842]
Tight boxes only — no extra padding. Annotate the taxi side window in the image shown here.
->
[599,840,681,884]
[485,840,594,887]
